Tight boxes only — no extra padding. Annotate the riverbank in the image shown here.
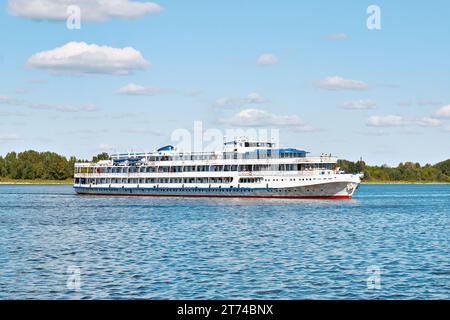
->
[0,178,73,185]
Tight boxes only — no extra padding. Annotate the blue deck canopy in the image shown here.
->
[113,157,144,163]
[157,145,175,152]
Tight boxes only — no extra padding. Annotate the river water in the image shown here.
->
[0,184,448,299]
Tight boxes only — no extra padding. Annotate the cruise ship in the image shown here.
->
[74,138,361,199]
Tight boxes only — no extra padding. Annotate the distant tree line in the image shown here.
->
[0,151,110,180]
[337,159,450,183]
[0,150,449,182]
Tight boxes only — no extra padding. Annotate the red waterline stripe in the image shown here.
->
[76,193,352,200]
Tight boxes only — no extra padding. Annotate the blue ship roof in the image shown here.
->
[157,145,175,152]
[113,157,144,163]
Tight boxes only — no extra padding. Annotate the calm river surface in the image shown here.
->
[0,184,448,299]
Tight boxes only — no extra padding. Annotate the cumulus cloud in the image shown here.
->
[256,53,278,66]
[434,104,450,118]
[417,117,442,127]
[213,92,268,109]
[0,95,97,113]
[117,83,173,95]
[398,99,442,107]
[218,108,307,128]
[184,89,202,97]
[29,79,48,84]
[355,129,389,137]
[418,99,442,106]
[0,110,30,117]
[27,42,150,75]
[0,133,20,142]
[246,92,268,104]
[0,96,19,105]
[213,97,243,109]
[33,102,97,112]
[327,33,348,40]
[120,128,163,135]
[397,100,412,107]
[99,143,115,150]
[8,0,162,22]
[340,99,376,109]
[315,76,369,91]
[15,88,28,94]
[367,115,405,127]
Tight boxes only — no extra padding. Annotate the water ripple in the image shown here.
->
[0,184,448,299]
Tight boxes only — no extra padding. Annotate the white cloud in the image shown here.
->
[117,83,172,95]
[0,110,30,117]
[327,33,348,40]
[184,89,202,97]
[417,117,442,127]
[29,79,48,84]
[81,103,97,111]
[380,83,400,89]
[32,102,97,112]
[418,99,441,106]
[340,99,376,109]
[397,100,412,107]
[367,115,405,127]
[99,143,115,150]
[246,92,268,104]
[214,92,268,109]
[355,129,389,137]
[0,95,21,106]
[15,88,28,94]
[434,104,450,118]
[0,133,20,142]
[256,53,278,66]
[214,97,243,109]
[0,95,97,112]
[120,128,163,135]
[315,76,369,91]
[27,42,150,75]
[219,108,305,127]
[8,0,162,22]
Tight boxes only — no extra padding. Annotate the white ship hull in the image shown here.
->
[74,176,360,199]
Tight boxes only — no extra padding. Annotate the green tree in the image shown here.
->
[434,159,450,176]
[0,156,6,177]
[92,152,110,163]
[4,152,19,179]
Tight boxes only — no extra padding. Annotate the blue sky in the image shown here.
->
[0,0,449,165]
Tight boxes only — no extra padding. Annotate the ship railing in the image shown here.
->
[237,170,333,177]
[74,156,337,168]
[75,169,336,178]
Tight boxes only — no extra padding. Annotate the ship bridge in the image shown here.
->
[223,137,308,157]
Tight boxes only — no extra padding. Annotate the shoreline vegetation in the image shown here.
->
[0,178,73,185]
[0,150,449,185]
